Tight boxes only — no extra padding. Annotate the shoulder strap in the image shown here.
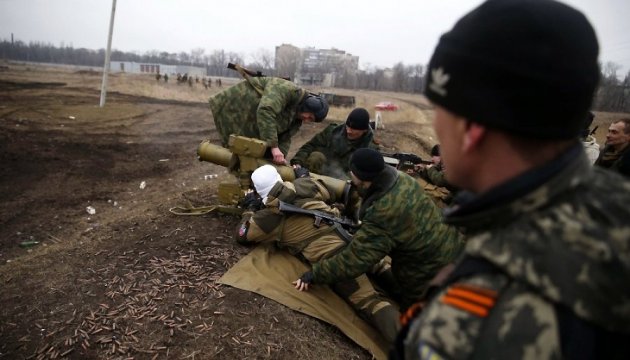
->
[232,64,264,97]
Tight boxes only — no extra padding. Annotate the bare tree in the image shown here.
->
[208,50,226,76]
[248,48,274,74]
[189,48,205,66]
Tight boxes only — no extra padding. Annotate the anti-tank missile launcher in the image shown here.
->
[197,135,359,216]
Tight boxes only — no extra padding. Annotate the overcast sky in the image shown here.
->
[1,0,629,74]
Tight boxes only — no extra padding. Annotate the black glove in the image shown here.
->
[299,271,314,284]
[294,166,310,179]
[241,192,263,211]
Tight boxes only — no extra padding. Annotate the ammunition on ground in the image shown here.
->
[19,241,40,248]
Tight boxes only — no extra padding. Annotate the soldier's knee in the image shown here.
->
[305,151,327,174]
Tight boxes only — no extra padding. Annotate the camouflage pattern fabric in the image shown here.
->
[209,77,306,155]
[401,149,630,359]
[418,165,449,188]
[311,166,463,311]
[234,178,400,341]
[291,123,380,179]
[595,143,630,176]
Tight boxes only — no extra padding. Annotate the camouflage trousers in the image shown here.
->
[303,151,327,175]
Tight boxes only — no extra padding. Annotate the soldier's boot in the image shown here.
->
[305,151,327,175]
[370,304,401,343]
[332,275,400,343]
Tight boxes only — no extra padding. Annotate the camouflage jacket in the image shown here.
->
[209,77,306,155]
[401,146,630,359]
[290,123,380,175]
[417,164,453,190]
[310,166,463,310]
[595,143,630,176]
[235,178,346,263]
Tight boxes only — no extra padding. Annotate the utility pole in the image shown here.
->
[99,0,117,107]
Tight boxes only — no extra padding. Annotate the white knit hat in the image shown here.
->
[251,165,282,203]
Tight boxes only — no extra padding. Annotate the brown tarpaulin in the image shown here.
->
[218,245,389,359]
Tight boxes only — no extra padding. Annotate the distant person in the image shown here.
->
[163,73,168,83]
[581,111,600,164]
[209,76,328,164]
[291,107,380,179]
[595,118,630,175]
[155,73,161,82]
[393,0,630,358]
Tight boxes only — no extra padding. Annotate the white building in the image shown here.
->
[110,61,205,77]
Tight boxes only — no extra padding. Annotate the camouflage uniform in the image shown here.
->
[417,164,449,188]
[398,148,630,359]
[235,177,401,342]
[310,166,463,311]
[209,77,306,155]
[290,123,380,179]
[595,143,630,176]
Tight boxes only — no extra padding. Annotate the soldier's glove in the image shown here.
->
[241,192,263,211]
[299,271,314,284]
[294,167,310,179]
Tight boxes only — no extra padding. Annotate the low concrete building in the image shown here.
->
[110,61,205,77]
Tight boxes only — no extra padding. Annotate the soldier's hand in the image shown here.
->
[294,166,310,179]
[241,191,263,211]
[292,271,314,291]
[271,147,286,165]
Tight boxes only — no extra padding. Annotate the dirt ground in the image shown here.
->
[0,63,440,360]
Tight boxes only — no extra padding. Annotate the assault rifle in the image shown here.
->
[381,152,433,171]
[278,201,359,230]
[227,63,291,81]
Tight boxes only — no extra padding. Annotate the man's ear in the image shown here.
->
[462,121,486,153]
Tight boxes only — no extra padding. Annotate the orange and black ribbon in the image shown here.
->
[441,283,498,317]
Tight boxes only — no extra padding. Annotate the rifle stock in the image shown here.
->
[381,152,433,170]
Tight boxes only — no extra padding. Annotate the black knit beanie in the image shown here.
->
[425,0,600,139]
[349,149,385,181]
[346,108,370,130]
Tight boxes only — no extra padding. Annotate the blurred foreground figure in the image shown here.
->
[394,0,630,359]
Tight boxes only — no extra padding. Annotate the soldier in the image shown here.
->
[394,0,630,358]
[413,145,449,188]
[291,107,380,179]
[163,73,168,83]
[209,77,328,164]
[410,144,456,207]
[293,149,463,312]
[235,165,400,342]
[595,118,630,176]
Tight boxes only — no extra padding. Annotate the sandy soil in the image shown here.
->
[0,62,438,359]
